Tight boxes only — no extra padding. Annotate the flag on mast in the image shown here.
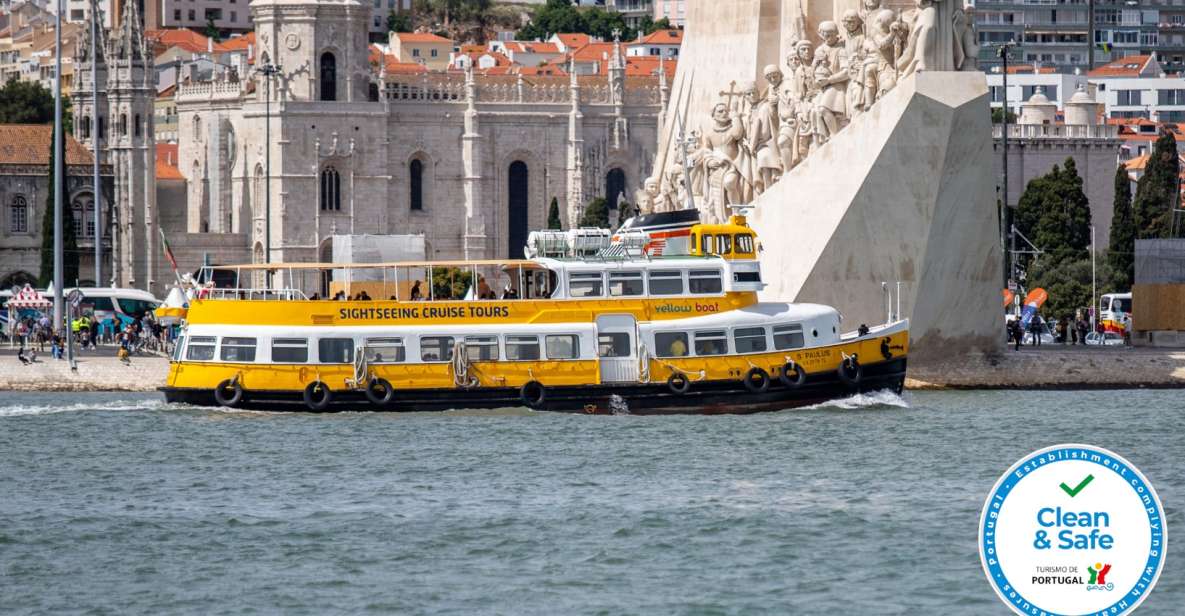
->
[159,227,181,282]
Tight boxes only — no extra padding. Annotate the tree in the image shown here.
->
[1028,257,1114,320]
[637,16,672,35]
[991,107,1017,124]
[387,11,414,33]
[1015,158,1092,268]
[1107,164,1136,289]
[39,126,79,289]
[431,266,472,299]
[0,78,54,124]
[515,0,635,41]
[583,8,632,41]
[1133,129,1182,239]
[547,197,562,229]
[616,201,635,228]
[579,197,610,228]
[204,17,220,42]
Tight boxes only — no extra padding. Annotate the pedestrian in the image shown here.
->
[51,331,63,360]
[1029,315,1043,347]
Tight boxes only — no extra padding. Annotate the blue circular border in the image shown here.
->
[979,444,1167,616]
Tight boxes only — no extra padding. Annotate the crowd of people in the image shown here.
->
[7,310,175,364]
[1007,313,1112,351]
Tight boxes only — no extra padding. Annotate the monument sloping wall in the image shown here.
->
[750,71,1002,360]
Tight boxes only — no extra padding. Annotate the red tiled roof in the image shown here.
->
[1004,64,1057,75]
[146,28,226,54]
[505,41,561,55]
[553,33,591,49]
[1087,55,1152,78]
[157,84,176,98]
[632,29,683,46]
[570,42,615,62]
[0,124,94,166]
[155,143,184,181]
[220,32,255,52]
[394,32,453,44]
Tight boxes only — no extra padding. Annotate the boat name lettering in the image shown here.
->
[653,303,720,314]
[337,305,511,321]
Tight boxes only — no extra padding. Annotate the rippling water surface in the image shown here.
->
[1,390,1181,615]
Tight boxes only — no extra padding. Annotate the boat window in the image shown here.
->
[420,336,455,362]
[545,334,580,359]
[318,338,355,364]
[648,270,684,296]
[364,337,406,363]
[186,336,216,361]
[598,332,631,358]
[172,336,185,362]
[701,234,715,255]
[736,233,754,254]
[568,272,604,298]
[505,335,541,360]
[733,271,761,283]
[655,332,689,358]
[733,327,767,353]
[465,335,499,361]
[694,330,728,356]
[772,324,805,350]
[717,234,733,255]
[220,337,257,362]
[689,269,723,294]
[85,297,115,311]
[272,338,309,363]
[608,271,644,296]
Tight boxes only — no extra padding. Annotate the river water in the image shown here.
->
[0,390,1181,615]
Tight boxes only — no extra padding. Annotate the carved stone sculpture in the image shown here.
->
[897,0,940,78]
[841,10,868,118]
[701,102,745,221]
[953,2,980,71]
[812,22,848,145]
[743,67,783,194]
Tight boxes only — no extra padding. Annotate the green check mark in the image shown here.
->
[1060,474,1094,497]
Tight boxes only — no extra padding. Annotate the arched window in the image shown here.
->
[409,159,424,211]
[368,82,379,102]
[134,113,141,137]
[98,116,106,139]
[320,52,337,102]
[119,113,127,136]
[9,195,28,233]
[253,164,265,219]
[81,116,91,139]
[71,197,84,237]
[193,115,202,141]
[320,166,341,211]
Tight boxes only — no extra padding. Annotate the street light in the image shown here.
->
[998,40,1018,288]
[256,62,282,288]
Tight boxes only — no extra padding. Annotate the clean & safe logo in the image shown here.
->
[979,444,1166,615]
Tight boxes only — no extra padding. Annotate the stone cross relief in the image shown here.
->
[644,0,980,216]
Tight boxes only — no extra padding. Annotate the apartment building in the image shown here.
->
[607,0,653,29]
[653,0,685,27]
[976,0,1185,75]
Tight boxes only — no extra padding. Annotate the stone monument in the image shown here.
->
[649,0,1001,361]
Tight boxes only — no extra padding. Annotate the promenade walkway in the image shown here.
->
[1,347,168,392]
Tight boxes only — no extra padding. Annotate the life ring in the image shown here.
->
[779,361,807,388]
[303,381,332,411]
[837,356,862,387]
[667,372,691,395]
[744,367,770,393]
[365,377,394,406]
[520,380,546,409]
[213,379,243,407]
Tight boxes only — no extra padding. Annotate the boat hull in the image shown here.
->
[162,358,906,415]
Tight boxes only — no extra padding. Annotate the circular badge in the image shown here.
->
[979,444,1167,616]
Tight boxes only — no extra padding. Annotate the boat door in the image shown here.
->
[595,314,639,383]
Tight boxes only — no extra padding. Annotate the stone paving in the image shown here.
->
[0,347,168,392]
[907,346,1185,389]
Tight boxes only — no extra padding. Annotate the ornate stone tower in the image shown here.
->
[105,0,156,291]
[72,8,108,165]
[251,0,371,104]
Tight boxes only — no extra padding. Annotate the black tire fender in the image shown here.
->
[667,372,691,395]
[838,356,862,386]
[779,362,807,388]
[365,377,394,406]
[213,379,243,407]
[744,367,770,393]
[520,380,546,409]
[303,381,332,411]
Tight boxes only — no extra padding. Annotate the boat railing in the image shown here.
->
[199,288,309,301]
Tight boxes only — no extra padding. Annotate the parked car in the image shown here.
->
[1085,331,1125,346]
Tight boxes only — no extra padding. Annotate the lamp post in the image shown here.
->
[998,40,1017,288]
[91,0,101,287]
[257,62,282,287]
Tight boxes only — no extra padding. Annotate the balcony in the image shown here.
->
[992,124,1120,140]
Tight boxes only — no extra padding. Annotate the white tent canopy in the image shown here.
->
[8,284,51,309]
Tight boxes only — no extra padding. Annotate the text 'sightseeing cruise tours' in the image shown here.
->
[979,445,1167,615]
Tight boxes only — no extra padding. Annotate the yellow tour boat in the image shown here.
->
[158,211,909,414]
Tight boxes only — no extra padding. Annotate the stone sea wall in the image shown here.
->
[3,355,169,392]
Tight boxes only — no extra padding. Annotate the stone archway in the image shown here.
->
[605,167,626,211]
[507,161,529,259]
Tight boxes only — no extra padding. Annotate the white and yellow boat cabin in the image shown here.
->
[160,212,909,414]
